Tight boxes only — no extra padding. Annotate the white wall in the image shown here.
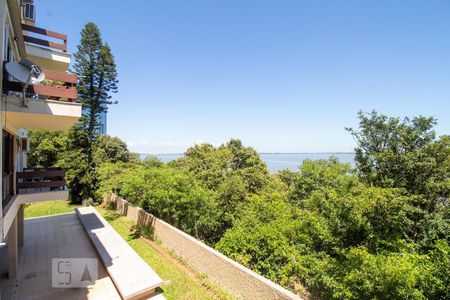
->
[0,0,6,240]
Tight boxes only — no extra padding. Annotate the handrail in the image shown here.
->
[2,67,78,102]
[16,168,66,192]
[42,68,77,84]
[21,23,67,52]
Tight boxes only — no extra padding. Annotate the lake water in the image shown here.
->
[150,153,355,173]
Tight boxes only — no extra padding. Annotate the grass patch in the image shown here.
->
[97,207,236,300]
[24,200,82,218]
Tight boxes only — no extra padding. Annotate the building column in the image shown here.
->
[8,216,18,278]
[0,0,6,240]
[18,204,24,246]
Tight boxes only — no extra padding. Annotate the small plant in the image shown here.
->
[83,198,95,206]
[135,223,155,240]
[105,200,117,210]
[103,210,120,222]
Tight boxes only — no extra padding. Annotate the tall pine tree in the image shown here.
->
[67,23,118,203]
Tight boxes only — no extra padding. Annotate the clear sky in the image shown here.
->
[36,0,450,154]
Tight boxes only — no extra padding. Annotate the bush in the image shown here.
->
[100,164,220,244]
[136,223,154,240]
[216,194,304,291]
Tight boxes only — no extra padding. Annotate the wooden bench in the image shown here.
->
[76,207,164,300]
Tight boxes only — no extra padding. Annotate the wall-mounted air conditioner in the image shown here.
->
[23,3,35,20]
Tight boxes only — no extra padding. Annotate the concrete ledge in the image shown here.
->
[2,190,69,239]
[107,194,304,300]
[25,43,71,72]
[2,96,82,132]
[76,206,164,300]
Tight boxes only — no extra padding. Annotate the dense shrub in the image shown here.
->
[218,158,449,299]
[31,112,450,298]
[216,194,305,293]
[100,164,220,244]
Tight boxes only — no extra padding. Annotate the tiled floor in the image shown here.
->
[0,213,121,300]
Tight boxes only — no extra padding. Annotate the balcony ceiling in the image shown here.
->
[25,43,71,72]
[1,96,81,133]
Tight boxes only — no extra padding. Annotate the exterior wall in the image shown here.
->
[0,0,6,238]
[107,194,304,300]
[1,0,78,243]
[20,0,35,27]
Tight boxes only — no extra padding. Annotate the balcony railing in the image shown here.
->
[16,168,66,194]
[2,65,78,102]
[22,24,67,53]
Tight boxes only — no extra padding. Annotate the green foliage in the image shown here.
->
[171,143,233,190]
[170,139,271,242]
[326,247,439,300]
[105,198,117,210]
[223,139,270,193]
[97,207,236,300]
[136,223,155,240]
[142,155,163,168]
[93,135,133,165]
[25,200,82,218]
[276,169,300,192]
[347,111,450,200]
[289,157,356,202]
[68,22,118,203]
[28,128,133,204]
[27,130,68,168]
[214,175,247,236]
[73,23,118,122]
[30,111,449,298]
[59,124,95,204]
[97,161,138,199]
[101,164,220,244]
[173,139,270,193]
[219,156,449,299]
[216,194,304,291]
[94,130,448,298]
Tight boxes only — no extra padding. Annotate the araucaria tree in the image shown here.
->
[68,23,118,203]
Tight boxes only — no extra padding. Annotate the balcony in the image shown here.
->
[0,213,122,299]
[1,66,81,132]
[2,168,68,240]
[16,168,66,194]
[3,66,77,102]
[22,24,71,72]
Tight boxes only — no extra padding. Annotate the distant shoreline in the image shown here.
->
[142,152,355,156]
[142,152,356,172]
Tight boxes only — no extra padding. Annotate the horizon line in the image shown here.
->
[139,152,356,156]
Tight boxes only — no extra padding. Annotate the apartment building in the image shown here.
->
[0,2,167,299]
[0,0,82,294]
[0,2,300,299]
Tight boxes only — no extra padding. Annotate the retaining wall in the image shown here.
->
[105,193,304,300]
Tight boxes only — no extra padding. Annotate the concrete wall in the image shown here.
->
[106,194,304,300]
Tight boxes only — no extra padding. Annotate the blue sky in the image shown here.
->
[36,0,450,153]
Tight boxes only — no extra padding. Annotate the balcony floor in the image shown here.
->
[0,213,121,300]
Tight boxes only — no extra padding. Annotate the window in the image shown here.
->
[3,21,9,61]
[23,3,34,20]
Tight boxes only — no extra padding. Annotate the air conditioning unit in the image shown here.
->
[23,3,35,20]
